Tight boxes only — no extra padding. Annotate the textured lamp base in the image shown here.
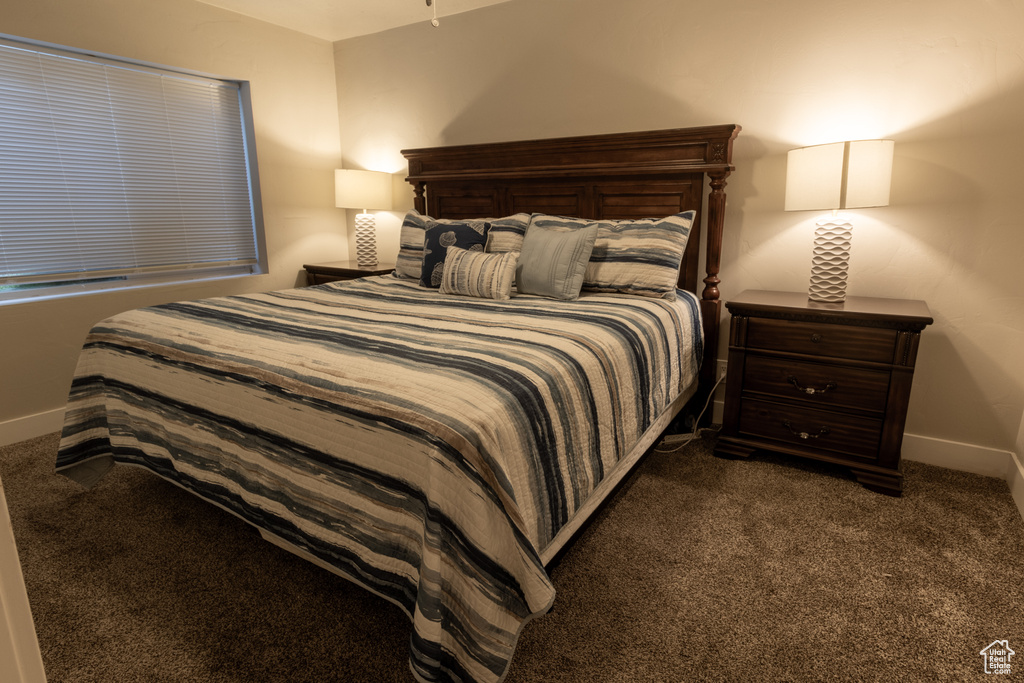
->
[808,217,852,303]
[354,212,378,267]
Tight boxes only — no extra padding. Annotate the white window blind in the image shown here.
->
[0,36,264,300]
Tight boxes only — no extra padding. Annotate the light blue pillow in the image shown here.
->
[515,216,598,300]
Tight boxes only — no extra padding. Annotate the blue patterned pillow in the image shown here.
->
[397,211,469,281]
[420,220,489,288]
[582,211,695,300]
[439,247,519,300]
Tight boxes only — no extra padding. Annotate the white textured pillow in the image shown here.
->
[439,248,519,300]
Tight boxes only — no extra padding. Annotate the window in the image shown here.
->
[0,35,266,304]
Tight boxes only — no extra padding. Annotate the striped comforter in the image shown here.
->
[57,275,702,683]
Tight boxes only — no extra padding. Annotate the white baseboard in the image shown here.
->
[712,397,725,424]
[902,432,1024,522]
[0,408,64,448]
[1008,451,1024,523]
[901,432,1012,478]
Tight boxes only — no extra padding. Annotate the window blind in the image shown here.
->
[0,37,263,296]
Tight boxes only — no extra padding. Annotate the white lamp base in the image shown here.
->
[808,216,852,303]
[354,212,378,266]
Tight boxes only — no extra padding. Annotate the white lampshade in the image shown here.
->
[843,140,894,208]
[784,139,894,304]
[335,169,392,211]
[785,140,894,212]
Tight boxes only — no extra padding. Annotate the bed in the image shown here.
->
[56,124,740,683]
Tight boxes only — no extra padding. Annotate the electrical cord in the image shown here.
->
[654,373,725,451]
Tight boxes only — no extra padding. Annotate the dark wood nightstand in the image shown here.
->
[714,290,933,496]
[303,260,396,285]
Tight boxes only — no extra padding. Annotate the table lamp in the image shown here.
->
[785,140,894,303]
[335,169,393,266]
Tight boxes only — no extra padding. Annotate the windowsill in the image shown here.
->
[0,268,265,307]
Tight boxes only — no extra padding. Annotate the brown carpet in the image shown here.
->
[2,432,1022,682]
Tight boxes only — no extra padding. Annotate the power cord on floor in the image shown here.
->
[655,374,725,451]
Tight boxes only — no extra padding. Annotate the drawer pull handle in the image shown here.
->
[782,420,831,440]
[810,333,823,343]
[787,376,838,395]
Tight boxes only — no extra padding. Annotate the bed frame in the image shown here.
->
[402,124,741,422]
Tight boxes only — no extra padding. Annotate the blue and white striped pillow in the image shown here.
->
[484,213,532,254]
[439,247,519,300]
[582,211,695,300]
[395,211,434,280]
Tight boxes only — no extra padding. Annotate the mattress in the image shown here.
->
[57,275,702,683]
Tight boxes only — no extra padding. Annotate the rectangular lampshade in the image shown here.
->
[335,169,393,211]
[785,140,894,211]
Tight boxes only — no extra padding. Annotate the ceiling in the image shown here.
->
[197,0,516,42]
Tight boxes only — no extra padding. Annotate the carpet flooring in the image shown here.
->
[2,432,1022,682]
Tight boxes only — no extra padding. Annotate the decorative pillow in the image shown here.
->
[515,215,598,300]
[439,248,519,300]
[582,211,696,300]
[420,220,489,288]
[396,211,527,279]
[484,213,532,254]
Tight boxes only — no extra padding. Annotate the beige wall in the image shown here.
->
[335,0,1024,452]
[1,0,347,429]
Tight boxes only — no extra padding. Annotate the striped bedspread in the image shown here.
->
[57,275,702,683]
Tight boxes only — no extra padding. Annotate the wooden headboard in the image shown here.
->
[401,124,741,412]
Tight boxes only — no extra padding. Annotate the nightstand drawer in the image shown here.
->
[746,318,897,363]
[739,399,883,460]
[743,356,891,412]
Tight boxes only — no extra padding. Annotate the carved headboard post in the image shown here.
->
[412,182,426,214]
[407,158,427,214]
[699,169,732,399]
